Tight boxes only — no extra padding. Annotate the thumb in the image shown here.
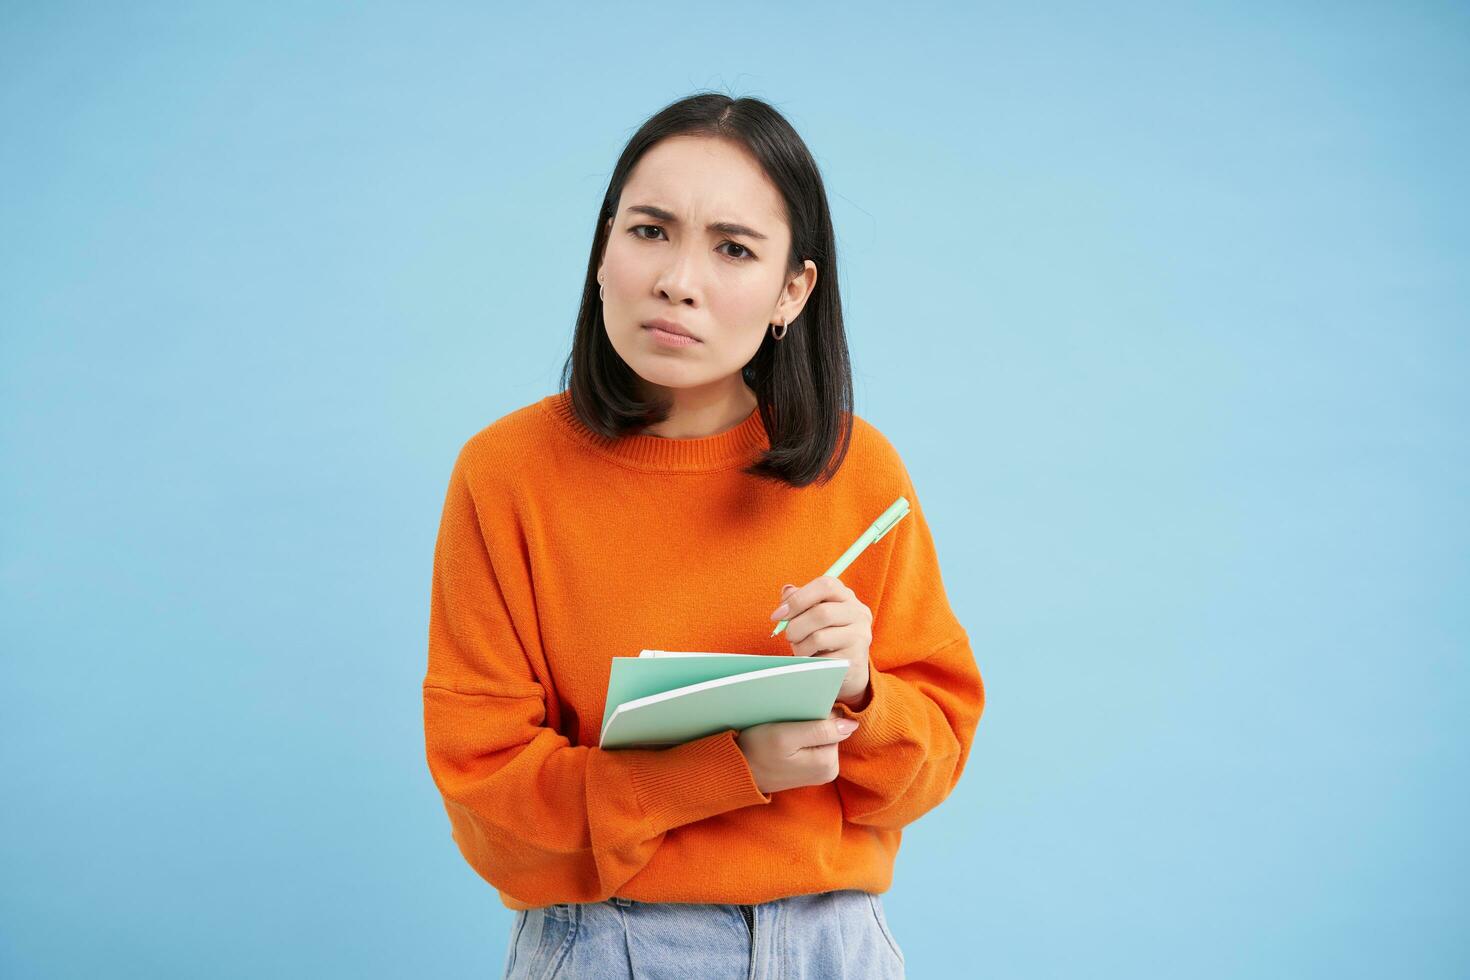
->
[795,715,859,748]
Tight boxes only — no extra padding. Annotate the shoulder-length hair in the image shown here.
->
[558,92,854,489]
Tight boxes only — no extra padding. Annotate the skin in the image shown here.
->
[596,134,816,438]
[596,136,876,794]
[742,577,879,795]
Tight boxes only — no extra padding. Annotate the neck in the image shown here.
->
[637,379,759,439]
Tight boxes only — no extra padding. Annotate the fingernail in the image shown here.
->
[770,604,788,621]
[836,720,859,735]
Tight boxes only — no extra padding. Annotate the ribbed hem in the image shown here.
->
[831,667,909,752]
[627,729,772,835]
[540,389,770,473]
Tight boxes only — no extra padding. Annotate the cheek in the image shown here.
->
[716,290,767,324]
[705,274,779,328]
[602,245,640,290]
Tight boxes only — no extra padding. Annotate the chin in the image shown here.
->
[634,365,712,389]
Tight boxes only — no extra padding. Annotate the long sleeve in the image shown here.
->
[829,459,985,829]
[421,448,772,907]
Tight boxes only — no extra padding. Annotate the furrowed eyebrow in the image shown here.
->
[624,204,768,241]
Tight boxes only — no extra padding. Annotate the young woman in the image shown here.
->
[423,92,985,979]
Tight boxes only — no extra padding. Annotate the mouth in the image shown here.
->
[642,319,701,342]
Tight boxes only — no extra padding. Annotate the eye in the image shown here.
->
[628,225,756,261]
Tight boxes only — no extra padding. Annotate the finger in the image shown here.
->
[780,600,839,643]
[773,576,847,623]
[770,583,798,622]
[795,628,858,658]
[791,715,860,748]
[785,607,854,648]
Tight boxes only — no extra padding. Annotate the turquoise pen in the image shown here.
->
[770,495,911,638]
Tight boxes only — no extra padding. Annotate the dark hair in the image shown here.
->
[558,92,854,489]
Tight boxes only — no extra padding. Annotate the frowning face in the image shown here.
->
[597,134,815,395]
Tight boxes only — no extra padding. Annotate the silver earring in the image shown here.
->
[770,319,788,340]
[598,277,604,302]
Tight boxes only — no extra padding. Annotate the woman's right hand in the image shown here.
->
[736,709,860,794]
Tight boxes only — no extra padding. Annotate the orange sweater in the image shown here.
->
[422,389,985,911]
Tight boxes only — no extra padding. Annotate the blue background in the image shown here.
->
[3,2,1465,977]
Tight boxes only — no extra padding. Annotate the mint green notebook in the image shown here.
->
[598,651,849,749]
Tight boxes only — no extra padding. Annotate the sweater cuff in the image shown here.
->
[626,729,772,835]
[830,666,909,753]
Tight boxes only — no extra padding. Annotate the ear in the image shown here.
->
[773,260,818,327]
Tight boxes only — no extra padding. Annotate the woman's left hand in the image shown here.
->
[770,576,872,709]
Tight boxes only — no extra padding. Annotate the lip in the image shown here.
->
[642,318,701,341]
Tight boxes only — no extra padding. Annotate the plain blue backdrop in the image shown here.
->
[2,2,1465,977]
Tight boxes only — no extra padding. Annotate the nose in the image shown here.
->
[653,245,700,306]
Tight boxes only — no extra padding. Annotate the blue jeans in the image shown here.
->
[501,888,907,979]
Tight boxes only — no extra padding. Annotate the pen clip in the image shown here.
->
[870,497,910,543]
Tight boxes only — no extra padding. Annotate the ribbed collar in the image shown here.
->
[541,388,770,473]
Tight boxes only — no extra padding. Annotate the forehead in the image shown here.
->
[621,136,786,232]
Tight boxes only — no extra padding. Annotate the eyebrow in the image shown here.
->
[624,204,768,241]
